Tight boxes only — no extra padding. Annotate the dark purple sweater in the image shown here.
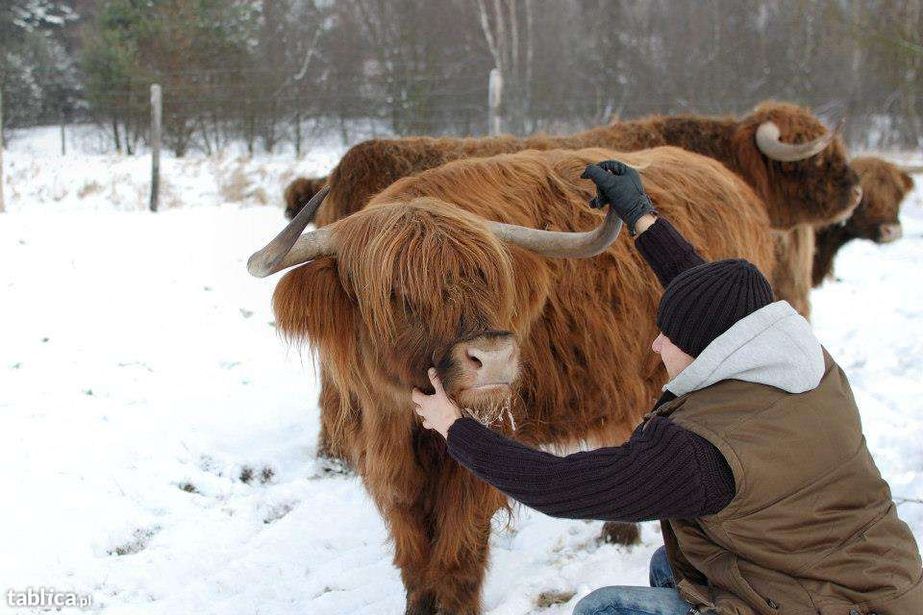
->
[445,217,736,522]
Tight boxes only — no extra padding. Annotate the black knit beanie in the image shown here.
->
[657,259,773,357]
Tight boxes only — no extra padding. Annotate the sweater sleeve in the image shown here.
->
[446,415,735,522]
[635,217,706,287]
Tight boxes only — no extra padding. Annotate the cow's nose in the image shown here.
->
[878,223,903,243]
[465,343,516,371]
[455,335,519,387]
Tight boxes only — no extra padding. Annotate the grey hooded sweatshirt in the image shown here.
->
[665,300,826,398]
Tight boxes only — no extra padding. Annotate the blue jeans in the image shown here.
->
[573,547,697,615]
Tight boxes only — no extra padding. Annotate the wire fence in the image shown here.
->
[3,66,921,160]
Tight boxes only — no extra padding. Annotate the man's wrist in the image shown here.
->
[445,416,468,441]
[633,212,658,236]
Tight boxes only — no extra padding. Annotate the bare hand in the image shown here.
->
[411,368,463,439]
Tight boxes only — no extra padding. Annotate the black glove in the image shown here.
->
[580,160,655,235]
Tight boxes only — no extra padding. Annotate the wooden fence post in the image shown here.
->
[488,68,503,136]
[150,84,162,212]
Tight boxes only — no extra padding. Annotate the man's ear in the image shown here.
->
[272,257,355,347]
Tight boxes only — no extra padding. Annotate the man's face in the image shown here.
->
[652,332,694,380]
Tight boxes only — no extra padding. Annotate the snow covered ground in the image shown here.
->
[2,124,348,215]
[0,131,921,614]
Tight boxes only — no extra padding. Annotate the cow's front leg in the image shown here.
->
[391,501,439,615]
[425,461,506,615]
[361,427,440,614]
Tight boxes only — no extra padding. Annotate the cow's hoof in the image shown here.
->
[598,521,641,546]
[404,591,438,615]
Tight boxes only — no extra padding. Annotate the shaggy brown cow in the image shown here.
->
[812,157,916,286]
[284,101,858,231]
[250,147,776,615]
[283,176,327,220]
[282,101,859,321]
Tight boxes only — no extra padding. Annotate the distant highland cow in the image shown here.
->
[813,157,916,286]
[251,147,776,615]
[286,102,856,228]
[282,101,859,319]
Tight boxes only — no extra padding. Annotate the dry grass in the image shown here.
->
[535,590,576,609]
[77,180,103,199]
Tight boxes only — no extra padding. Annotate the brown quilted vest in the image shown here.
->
[649,350,923,615]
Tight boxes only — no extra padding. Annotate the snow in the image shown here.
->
[2,125,346,214]
[0,128,921,614]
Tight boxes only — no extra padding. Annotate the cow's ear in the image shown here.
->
[272,257,355,347]
[900,171,915,193]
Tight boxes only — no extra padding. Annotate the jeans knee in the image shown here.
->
[572,589,611,615]
[649,546,675,588]
[573,585,691,615]
[650,546,669,570]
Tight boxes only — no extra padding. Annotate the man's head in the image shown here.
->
[653,259,774,378]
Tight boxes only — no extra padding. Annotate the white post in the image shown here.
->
[488,67,503,136]
[0,87,5,213]
[150,84,162,212]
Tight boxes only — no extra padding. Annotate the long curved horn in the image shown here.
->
[755,120,841,162]
[488,203,623,258]
[898,164,923,174]
[247,185,333,277]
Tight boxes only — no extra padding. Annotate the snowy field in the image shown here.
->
[1,129,921,614]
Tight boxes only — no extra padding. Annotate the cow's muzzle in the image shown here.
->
[877,223,903,243]
[450,332,519,394]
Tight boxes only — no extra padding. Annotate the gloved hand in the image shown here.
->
[580,160,655,235]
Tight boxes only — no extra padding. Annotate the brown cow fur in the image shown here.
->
[813,157,914,286]
[772,226,816,318]
[271,147,775,615]
[283,176,327,220]
[292,101,857,234]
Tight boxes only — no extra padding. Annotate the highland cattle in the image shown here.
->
[812,157,916,286]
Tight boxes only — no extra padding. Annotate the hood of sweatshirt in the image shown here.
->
[664,301,825,397]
